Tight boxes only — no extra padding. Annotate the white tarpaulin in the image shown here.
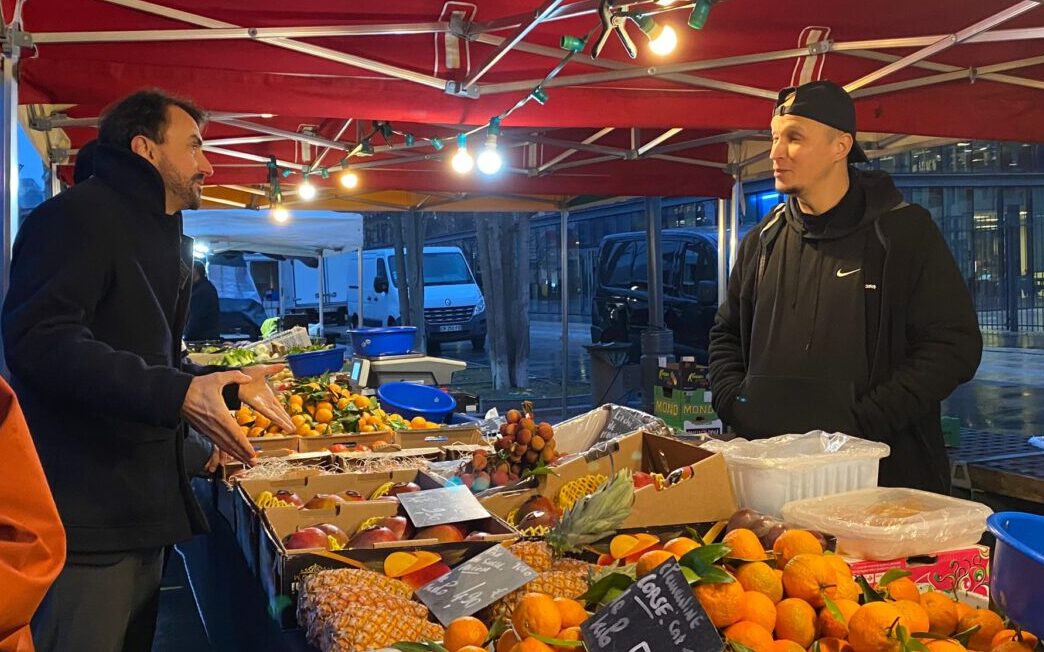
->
[183,209,364,257]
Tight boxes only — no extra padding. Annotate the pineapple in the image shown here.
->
[555,473,608,511]
[319,606,444,652]
[547,469,635,558]
[507,540,553,572]
[298,585,428,647]
[489,565,593,620]
[298,568,413,599]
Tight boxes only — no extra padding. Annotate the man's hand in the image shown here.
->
[236,364,295,433]
[181,370,257,464]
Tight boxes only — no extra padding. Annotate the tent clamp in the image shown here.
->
[48,148,70,165]
[29,113,62,131]
[808,39,831,55]
[0,25,32,56]
[444,80,480,99]
[968,66,979,83]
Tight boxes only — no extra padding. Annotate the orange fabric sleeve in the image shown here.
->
[0,376,66,652]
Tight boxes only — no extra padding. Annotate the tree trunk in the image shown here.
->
[390,211,410,328]
[476,212,531,390]
[405,210,427,351]
[512,212,531,388]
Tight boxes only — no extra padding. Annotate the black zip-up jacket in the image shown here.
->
[708,168,982,493]
[2,144,213,553]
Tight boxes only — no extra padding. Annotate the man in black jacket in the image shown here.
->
[708,80,982,494]
[2,90,294,651]
[185,260,221,342]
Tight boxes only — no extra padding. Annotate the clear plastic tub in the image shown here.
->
[700,431,890,517]
[782,487,993,560]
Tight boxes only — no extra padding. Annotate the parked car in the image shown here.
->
[591,227,749,363]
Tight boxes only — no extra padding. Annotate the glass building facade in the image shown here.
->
[366,140,1044,332]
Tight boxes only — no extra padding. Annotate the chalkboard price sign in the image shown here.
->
[595,406,662,444]
[397,485,491,528]
[581,559,723,652]
[415,544,538,625]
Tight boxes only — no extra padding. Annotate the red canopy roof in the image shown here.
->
[6,0,1044,200]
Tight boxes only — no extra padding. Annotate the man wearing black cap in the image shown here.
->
[708,80,982,494]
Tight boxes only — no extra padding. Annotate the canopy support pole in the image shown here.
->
[316,252,326,340]
[357,246,364,329]
[717,198,728,306]
[730,176,742,274]
[1,27,20,303]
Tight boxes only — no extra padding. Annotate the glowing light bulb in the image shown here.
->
[339,170,359,189]
[451,138,474,174]
[272,206,290,223]
[648,24,677,55]
[297,180,317,201]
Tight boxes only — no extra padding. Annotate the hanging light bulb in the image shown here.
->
[635,15,677,55]
[272,205,290,223]
[339,168,359,190]
[477,118,502,175]
[298,173,317,201]
[451,132,474,174]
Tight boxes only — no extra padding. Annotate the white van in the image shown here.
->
[283,246,486,351]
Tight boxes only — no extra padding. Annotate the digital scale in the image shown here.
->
[348,352,467,392]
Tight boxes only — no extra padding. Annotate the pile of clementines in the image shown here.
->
[432,525,1035,652]
[694,526,1035,652]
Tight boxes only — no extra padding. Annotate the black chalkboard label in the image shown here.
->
[581,559,723,652]
[398,485,491,528]
[596,406,662,444]
[415,543,538,625]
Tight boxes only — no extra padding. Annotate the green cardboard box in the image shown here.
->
[654,385,722,436]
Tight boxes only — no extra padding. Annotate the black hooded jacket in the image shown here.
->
[2,144,213,553]
[708,168,982,493]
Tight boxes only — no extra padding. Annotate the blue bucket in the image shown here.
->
[986,512,1044,633]
[377,382,457,422]
[348,327,417,357]
[286,345,346,377]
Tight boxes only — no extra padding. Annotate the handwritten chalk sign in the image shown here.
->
[415,543,538,625]
[581,559,723,652]
[595,406,663,444]
[397,485,491,528]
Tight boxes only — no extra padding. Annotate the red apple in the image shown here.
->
[282,527,328,550]
[274,489,304,508]
[413,524,466,543]
[386,482,421,496]
[347,526,399,549]
[465,531,490,541]
[302,493,349,510]
[341,490,364,502]
[315,523,349,548]
[401,562,451,590]
[376,515,413,540]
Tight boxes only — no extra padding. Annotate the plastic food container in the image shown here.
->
[781,487,993,560]
[700,431,890,517]
[286,345,346,377]
[377,382,456,422]
[987,512,1044,633]
[347,327,417,356]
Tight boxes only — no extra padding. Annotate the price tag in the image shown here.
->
[581,559,723,652]
[596,406,662,444]
[415,544,538,625]
[397,485,491,528]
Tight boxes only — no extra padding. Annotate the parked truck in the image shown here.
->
[281,246,487,351]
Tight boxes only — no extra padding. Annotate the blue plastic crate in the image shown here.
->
[347,327,417,356]
[377,382,456,422]
[286,345,346,377]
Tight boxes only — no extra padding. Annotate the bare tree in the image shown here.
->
[388,210,427,351]
[475,212,531,389]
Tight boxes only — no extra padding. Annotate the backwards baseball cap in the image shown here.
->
[773,80,869,163]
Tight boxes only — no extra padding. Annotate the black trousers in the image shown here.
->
[31,547,165,652]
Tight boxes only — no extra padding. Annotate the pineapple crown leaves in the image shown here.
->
[530,631,585,648]
[391,642,448,652]
[546,469,635,557]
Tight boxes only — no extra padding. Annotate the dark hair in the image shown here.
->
[193,260,207,277]
[97,89,206,150]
